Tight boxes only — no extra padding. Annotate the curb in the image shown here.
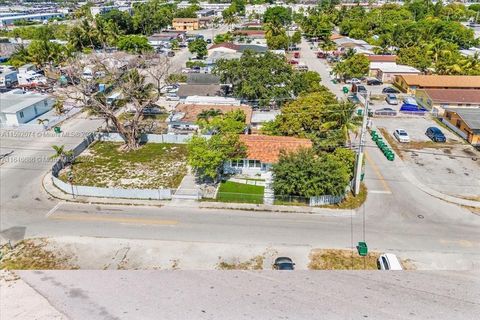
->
[42,172,356,215]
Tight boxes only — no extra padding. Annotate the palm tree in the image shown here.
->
[50,145,74,165]
[320,102,361,142]
[37,118,49,129]
[197,109,223,121]
[53,100,65,115]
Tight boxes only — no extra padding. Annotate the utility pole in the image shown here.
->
[353,91,369,196]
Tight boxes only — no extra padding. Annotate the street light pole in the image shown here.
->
[353,91,369,196]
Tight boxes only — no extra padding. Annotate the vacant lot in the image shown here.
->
[60,141,188,189]
[309,249,380,270]
[216,181,264,204]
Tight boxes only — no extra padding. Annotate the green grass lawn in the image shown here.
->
[216,181,265,204]
[60,141,187,189]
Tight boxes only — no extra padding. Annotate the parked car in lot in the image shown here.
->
[367,78,383,85]
[346,78,361,84]
[273,257,295,270]
[377,253,403,270]
[356,85,367,93]
[382,87,400,94]
[393,129,410,143]
[165,93,180,101]
[386,93,398,105]
[374,107,397,116]
[426,127,446,142]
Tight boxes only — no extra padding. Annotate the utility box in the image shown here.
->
[357,242,368,256]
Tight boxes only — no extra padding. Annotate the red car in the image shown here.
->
[293,52,300,59]
[289,59,299,64]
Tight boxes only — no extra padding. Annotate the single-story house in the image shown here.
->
[369,62,421,83]
[207,42,268,56]
[232,29,266,39]
[333,37,374,55]
[148,31,185,46]
[394,75,480,94]
[205,51,243,69]
[177,84,223,100]
[250,110,280,130]
[0,90,54,126]
[167,104,252,134]
[186,73,221,85]
[224,135,312,176]
[0,68,18,88]
[199,17,213,28]
[172,18,199,31]
[367,55,397,63]
[184,96,241,106]
[197,9,215,17]
[442,108,480,146]
[415,89,480,116]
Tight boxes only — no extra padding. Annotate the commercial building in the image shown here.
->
[415,89,480,116]
[172,18,200,31]
[442,108,480,146]
[394,75,480,94]
[0,12,65,27]
[0,90,53,126]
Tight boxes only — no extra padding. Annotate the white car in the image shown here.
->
[393,129,410,143]
[346,78,361,84]
[377,253,403,270]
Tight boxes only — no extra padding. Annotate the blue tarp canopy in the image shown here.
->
[400,104,427,112]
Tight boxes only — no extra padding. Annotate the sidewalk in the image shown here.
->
[42,172,354,215]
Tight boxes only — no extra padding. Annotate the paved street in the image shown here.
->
[3,270,479,320]
[1,37,479,271]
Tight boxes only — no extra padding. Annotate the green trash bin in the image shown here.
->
[54,126,61,133]
[360,173,365,181]
[357,242,368,256]
[370,130,376,136]
[357,109,363,116]
[342,86,349,94]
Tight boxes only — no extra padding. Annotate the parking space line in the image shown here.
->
[369,190,392,194]
[48,213,178,226]
[365,151,392,193]
[45,202,64,218]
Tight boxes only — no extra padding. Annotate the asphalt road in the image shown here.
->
[9,270,480,320]
[0,38,479,270]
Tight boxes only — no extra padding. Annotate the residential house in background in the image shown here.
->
[415,89,480,116]
[184,96,241,106]
[167,103,252,134]
[442,108,480,146]
[0,90,53,126]
[177,84,224,101]
[224,135,312,177]
[369,62,421,83]
[250,110,280,130]
[172,18,200,31]
[394,75,480,94]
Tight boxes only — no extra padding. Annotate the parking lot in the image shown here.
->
[374,116,480,197]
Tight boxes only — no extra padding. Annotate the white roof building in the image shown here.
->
[369,62,421,83]
[184,96,241,106]
[0,90,54,126]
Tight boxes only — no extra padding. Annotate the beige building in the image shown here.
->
[172,18,199,31]
[442,108,480,146]
[394,75,480,94]
[415,89,480,116]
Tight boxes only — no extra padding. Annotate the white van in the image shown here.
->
[106,91,123,105]
[377,253,403,270]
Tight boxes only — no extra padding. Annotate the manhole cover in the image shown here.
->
[417,215,424,219]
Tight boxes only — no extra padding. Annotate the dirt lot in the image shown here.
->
[375,116,480,197]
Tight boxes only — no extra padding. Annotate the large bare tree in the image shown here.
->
[59,52,171,151]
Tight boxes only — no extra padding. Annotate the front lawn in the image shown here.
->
[60,141,187,189]
[216,181,264,204]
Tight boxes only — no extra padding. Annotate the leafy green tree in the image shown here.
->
[300,12,333,42]
[214,32,233,44]
[187,134,246,180]
[290,31,302,45]
[117,35,153,53]
[198,110,247,134]
[292,71,322,96]
[397,46,432,72]
[188,38,208,59]
[263,6,292,27]
[96,8,134,35]
[333,54,370,81]
[272,148,351,197]
[27,40,70,67]
[132,0,174,35]
[214,50,294,106]
[175,5,200,18]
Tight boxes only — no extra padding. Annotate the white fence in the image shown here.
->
[309,194,345,206]
[97,132,211,144]
[50,132,187,200]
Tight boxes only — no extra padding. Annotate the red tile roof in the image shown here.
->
[208,42,240,51]
[239,135,312,164]
[367,55,397,62]
[423,89,480,104]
